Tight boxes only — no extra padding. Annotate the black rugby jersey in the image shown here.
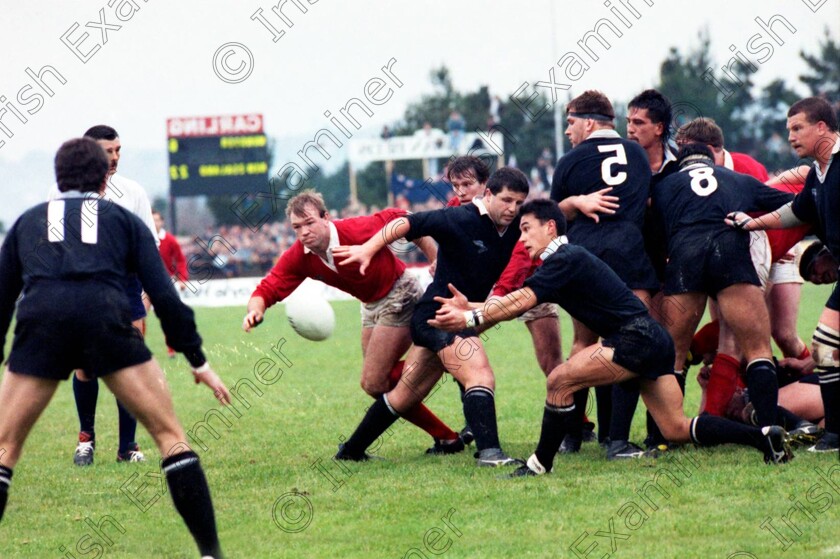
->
[0,193,205,365]
[406,199,521,308]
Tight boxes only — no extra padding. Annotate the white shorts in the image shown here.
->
[769,243,805,285]
[749,231,771,290]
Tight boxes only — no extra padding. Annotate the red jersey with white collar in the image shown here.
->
[252,209,408,306]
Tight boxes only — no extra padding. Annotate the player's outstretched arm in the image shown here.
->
[334,216,412,274]
[428,283,538,331]
[192,363,232,405]
[243,296,266,332]
[725,202,803,231]
[557,187,619,223]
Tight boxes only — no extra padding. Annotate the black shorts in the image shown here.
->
[602,315,675,379]
[8,285,152,380]
[827,282,839,311]
[663,230,759,296]
[574,225,660,291]
[410,301,477,353]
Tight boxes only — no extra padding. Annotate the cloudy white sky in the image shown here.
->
[1,0,838,226]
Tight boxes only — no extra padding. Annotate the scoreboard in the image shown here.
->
[166,114,269,197]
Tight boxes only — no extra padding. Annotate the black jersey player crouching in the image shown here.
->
[0,139,231,558]
[429,200,793,476]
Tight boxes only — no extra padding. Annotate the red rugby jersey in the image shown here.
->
[252,209,408,306]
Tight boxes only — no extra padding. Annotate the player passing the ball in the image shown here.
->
[0,138,230,558]
[243,190,464,455]
[428,200,792,477]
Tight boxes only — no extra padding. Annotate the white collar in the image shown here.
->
[303,221,339,255]
[587,129,620,140]
[723,149,734,170]
[53,190,99,200]
[472,196,490,215]
[473,196,488,215]
[814,136,840,183]
[658,145,677,173]
[472,196,510,236]
[539,235,569,261]
[158,228,167,240]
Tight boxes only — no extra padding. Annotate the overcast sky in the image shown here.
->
[1,0,838,225]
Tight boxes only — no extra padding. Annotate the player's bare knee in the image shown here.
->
[658,420,689,444]
[360,377,387,397]
[546,369,573,397]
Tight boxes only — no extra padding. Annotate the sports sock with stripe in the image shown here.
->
[462,386,500,451]
[0,465,12,522]
[163,451,222,559]
[340,395,399,457]
[690,415,765,450]
[745,358,779,427]
[534,403,575,472]
[814,323,840,435]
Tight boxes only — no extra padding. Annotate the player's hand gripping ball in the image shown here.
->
[284,296,336,341]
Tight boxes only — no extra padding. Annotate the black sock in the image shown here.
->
[340,396,399,457]
[117,400,138,455]
[0,466,12,523]
[776,406,805,430]
[594,385,612,443]
[745,359,779,427]
[817,367,840,435]
[462,386,501,451]
[608,380,640,442]
[564,389,588,441]
[73,375,98,437]
[690,415,766,451]
[534,403,575,472]
[163,451,222,558]
[646,372,685,447]
[456,380,469,427]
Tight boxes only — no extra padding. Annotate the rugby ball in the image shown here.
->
[285,296,335,341]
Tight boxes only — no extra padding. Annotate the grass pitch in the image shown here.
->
[2,283,838,558]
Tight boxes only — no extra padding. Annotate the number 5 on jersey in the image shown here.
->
[598,144,627,186]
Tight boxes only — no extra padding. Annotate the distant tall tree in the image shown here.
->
[657,29,755,153]
[799,28,840,104]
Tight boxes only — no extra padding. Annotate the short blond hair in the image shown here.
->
[285,189,328,219]
[676,118,724,148]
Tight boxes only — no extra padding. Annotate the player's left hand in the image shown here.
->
[725,211,752,230]
[333,244,373,275]
[193,366,232,405]
[577,187,619,223]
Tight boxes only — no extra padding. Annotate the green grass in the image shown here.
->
[2,283,839,558]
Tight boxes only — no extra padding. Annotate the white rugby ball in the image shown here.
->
[285,296,335,341]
